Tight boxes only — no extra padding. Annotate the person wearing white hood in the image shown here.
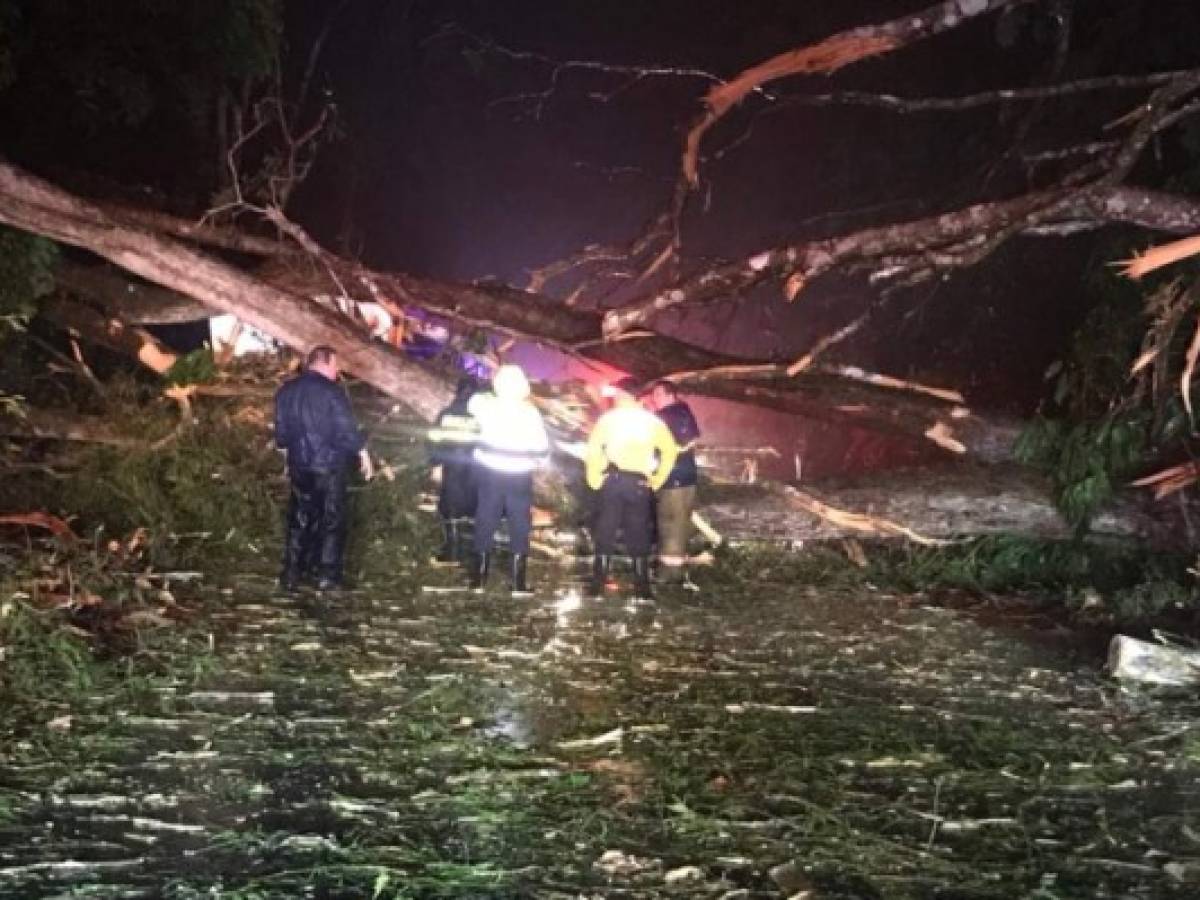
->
[466,364,550,594]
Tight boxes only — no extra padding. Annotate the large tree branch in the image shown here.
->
[776,69,1191,116]
[38,297,178,374]
[603,185,1200,338]
[0,160,454,421]
[681,0,1035,188]
[102,203,294,258]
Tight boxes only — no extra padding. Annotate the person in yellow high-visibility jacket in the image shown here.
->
[585,376,678,599]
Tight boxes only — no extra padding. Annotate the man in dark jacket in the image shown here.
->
[428,375,480,565]
[274,345,372,591]
[642,380,701,583]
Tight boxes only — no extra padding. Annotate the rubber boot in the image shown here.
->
[511,553,532,597]
[588,554,611,598]
[468,552,490,593]
[433,520,459,566]
[632,556,654,601]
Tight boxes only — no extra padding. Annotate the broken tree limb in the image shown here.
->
[1131,460,1200,500]
[39,297,179,374]
[1117,233,1200,280]
[605,184,1200,339]
[1108,634,1200,687]
[690,511,722,546]
[681,0,1031,188]
[607,185,1077,336]
[103,202,295,258]
[2,408,150,449]
[781,484,947,546]
[0,512,77,541]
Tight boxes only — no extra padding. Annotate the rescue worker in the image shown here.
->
[585,377,678,600]
[467,364,549,595]
[428,375,481,565]
[274,345,373,592]
[642,379,701,583]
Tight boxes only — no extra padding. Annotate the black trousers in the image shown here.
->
[282,467,348,582]
[437,461,478,520]
[473,468,533,554]
[593,471,653,556]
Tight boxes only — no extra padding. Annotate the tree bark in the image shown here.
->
[699,463,1174,547]
[57,262,213,324]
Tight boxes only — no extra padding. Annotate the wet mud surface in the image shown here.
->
[1,557,1198,898]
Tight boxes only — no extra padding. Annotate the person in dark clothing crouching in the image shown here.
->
[274,345,373,592]
[428,376,480,565]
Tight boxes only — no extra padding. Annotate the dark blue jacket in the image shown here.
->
[274,370,366,472]
[658,401,701,488]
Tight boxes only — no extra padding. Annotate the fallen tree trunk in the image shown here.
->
[39,297,178,374]
[57,262,213,324]
[3,408,151,449]
[0,160,1108,463]
[264,251,1022,460]
[0,159,1020,458]
[697,463,1173,547]
[0,161,456,421]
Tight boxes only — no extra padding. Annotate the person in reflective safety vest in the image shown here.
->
[584,377,677,599]
[466,364,549,595]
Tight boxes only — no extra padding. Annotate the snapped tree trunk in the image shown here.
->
[39,297,179,374]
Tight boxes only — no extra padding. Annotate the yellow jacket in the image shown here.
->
[585,399,679,491]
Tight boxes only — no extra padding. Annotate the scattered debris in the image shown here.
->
[1108,634,1200,687]
[664,865,705,885]
[595,849,656,877]
[557,726,624,750]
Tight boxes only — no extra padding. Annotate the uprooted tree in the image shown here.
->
[3,0,1200,544]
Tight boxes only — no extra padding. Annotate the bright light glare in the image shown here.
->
[555,588,582,625]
